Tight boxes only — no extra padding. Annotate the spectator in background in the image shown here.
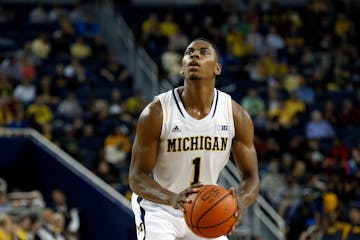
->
[161,43,182,84]
[99,55,132,87]
[28,2,48,24]
[260,159,285,205]
[340,99,360,127]
[36,208,57,240]
[104,125,131,173]
[27,95,53,126]
[20,55,36,82]
[69,3,84,23]
[61,125,80,159]
[40,122,53,141]
[108,88,124,116]
[0,73,13,98]
[70,37,91,59]
[159,13,178,37]
[246,24,266,57]
[95,160,117,184]
[273,92,305,128]
[48,4,67,23]
[305,110,335,139]
[55,14,76,40]
[335,13,351,39]
[37,74,60,105]
[141,12,159,36]
[323,100,340,128]
[57,92,82,118]
[91,35,108,60]
[241,88,265,118]
[64,59,86,84]
[13,77,36,105]
[295,77,315,104]
[31,33,51,59]
[0,191,12,215]
[79,125,100,169]
[347,205,360,240]
[168,28,189,52]
[1,56,22,82]
[274,175,302,218]
[283,66,302,93]
[52,213,67,240]
[7,110,29,129]
[14,214,32,240]
[265,26,285,57]
[0,96,13,127]
[0,214,14,239]
[126,90,147,117]
[51,189,79,240]
[349,145,360,176]
[74,11,99,39]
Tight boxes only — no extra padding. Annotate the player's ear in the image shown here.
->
[215,63,222,76]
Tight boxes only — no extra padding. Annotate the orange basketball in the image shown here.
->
[183,184,238,238]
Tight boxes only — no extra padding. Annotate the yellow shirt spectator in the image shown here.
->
[104,127,131,153]
[70,37,92,59]
[142,13,159,34]
[226,30,252,58]
[27,96,53,125]
[335,14,351,38]
[160,14,178,37]
[0,107,13,127]
[31,34,51,59]
[270,94,305,127]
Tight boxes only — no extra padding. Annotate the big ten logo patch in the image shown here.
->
[201,187,221,204]
[216,124,229,131]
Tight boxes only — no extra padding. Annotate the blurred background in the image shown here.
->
[0,0,359,239]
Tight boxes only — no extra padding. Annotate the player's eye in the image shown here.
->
[200,49,210,55]
[185,49,193,55]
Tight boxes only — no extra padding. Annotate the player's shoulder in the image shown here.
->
[138,97,163,124]
[231,99,252,124]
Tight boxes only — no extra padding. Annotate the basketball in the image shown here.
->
[183,184,238,238]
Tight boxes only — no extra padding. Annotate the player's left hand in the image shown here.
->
[229,187,245,232]
[171,183,203,211]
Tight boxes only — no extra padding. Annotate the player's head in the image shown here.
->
[181,38,222,81]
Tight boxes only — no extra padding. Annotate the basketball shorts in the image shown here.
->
[131,193,229,240]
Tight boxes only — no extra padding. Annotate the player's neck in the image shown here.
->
[178,83,215,118]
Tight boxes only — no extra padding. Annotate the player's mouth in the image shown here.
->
[188,61,200,70]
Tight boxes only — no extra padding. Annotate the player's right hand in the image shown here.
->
[170,183,203,211]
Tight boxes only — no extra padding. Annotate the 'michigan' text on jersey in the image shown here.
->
[155,88,235,193]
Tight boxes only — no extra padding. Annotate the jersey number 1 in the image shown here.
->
[191,157,201,185]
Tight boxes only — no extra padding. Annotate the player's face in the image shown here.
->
[182,40,221,81]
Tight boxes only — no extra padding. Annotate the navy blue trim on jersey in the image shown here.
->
[173,89,185,118]
[212,90,219,118]
[137,196,146,240]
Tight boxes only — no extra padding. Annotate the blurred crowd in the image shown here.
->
[1,0,360,239]
[0,2,147,201]
[120,0,360,239]
[0,178,79,240]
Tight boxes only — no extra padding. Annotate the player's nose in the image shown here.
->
[190,50,200,58]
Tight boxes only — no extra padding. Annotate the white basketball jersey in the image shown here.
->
[154,87,235,193]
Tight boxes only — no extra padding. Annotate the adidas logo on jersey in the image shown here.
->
[171,125,181,132]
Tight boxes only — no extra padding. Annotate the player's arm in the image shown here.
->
[129,99,200,209]
[231,100,260,219]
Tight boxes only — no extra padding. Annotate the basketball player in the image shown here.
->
[129,38,259,240]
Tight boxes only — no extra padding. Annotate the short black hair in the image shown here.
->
[190,37,220,61]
